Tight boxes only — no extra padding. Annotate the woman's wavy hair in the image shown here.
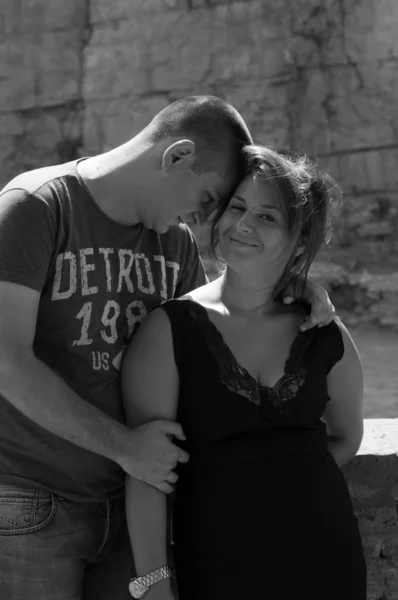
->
[209,145,341,300]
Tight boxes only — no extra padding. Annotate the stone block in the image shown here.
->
[83,95,171,153]
[225,81,290,148]
[345,0,398,62]
[32,31,81,74]
[284,62,398,157]
[86,19,143,56]
[0,113,24,137]
[319,148,398,195]
[36,70,80,106]
[0,29,82,110]
[0,68,37,111]
[84,41,152,100]
[344,419,398,598]
[90,0,167,24]
[0,103,83,188]
[0,0,83,34]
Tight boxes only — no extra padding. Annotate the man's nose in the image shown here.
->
[193,210,206,227]
[203,205,213,223]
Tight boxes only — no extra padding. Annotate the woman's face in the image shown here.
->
[217,174,294,278]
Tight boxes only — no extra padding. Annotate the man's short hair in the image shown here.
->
[144,95,253,182]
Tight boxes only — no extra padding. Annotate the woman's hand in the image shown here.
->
[283,277,335,331]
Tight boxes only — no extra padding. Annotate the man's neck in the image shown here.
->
[76,140,151,225]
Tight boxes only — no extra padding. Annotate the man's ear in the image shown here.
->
[161,140,196,172]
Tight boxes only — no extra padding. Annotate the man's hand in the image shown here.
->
[283,277,336,331]
[117,420,189,493]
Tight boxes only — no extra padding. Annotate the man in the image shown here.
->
[0,95,332,599]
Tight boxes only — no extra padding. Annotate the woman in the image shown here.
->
[121,146,366,600]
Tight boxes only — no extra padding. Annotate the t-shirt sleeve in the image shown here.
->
[174,226,207,297]
[0,189,56,292]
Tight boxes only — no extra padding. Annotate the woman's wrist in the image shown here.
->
[144,577,174,599]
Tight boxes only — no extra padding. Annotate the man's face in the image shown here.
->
[147,142,235,234]
[161,171,228,233]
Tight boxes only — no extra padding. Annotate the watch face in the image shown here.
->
[129,580,148,598]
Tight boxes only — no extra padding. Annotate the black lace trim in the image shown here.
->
[265,369,307,417]
[179,299,314,414]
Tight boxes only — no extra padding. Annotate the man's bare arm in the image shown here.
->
[0,281,188,489]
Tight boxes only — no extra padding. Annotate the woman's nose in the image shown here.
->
[236,211,254,232]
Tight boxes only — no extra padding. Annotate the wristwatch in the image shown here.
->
[129,565,173,598]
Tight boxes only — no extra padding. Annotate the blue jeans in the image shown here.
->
[0,482,134,599]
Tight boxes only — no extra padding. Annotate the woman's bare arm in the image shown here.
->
[323,320,364,467]
[121,308,180,597]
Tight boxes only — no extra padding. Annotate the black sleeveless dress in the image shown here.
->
[160,299,366,600]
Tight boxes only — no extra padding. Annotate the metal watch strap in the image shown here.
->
[132,565,173,591]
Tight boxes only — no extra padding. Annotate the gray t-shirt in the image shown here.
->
[0,160,206,502]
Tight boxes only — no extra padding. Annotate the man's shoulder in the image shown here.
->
[1,161,81,197]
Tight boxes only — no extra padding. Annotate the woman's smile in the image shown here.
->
[228,234,259,248]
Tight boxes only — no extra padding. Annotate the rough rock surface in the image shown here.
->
[345,419,398,600]
[0,0,87,177]
[310,260,398,330]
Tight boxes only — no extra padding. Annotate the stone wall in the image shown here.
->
[1,0,397,325]
[0,0,87,178]
[345,419,398,600]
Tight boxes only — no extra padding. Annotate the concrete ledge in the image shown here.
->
[343,419,398,599]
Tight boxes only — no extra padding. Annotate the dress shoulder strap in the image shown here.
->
[310,318,344,374]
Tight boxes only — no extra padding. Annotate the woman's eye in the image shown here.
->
[259,213,275,223]
[230,205,244,212]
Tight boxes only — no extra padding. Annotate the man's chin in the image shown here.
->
[148,216,182,234]
[152,223,171,234]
